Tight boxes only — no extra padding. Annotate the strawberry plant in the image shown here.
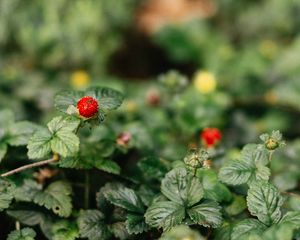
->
[1,78,300,239]
[1,1,300,239]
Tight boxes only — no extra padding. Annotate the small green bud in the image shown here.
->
[265,138,279,150]
[184,148,208,168]
[260,130,285,151]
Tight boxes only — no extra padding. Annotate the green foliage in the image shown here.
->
[7,228,36,240]
[77,210,111,240]
[247,181,284,225]
[231,219,267,240]
[160,225,204,240]
[27,116,80,159]
[52,220,79,240]
[219,144,270,185]
[0,109,38,161]
[145,201,185,231]
[54,87,124,123]
[161,167,204,207]
[0,179,15,211]
[14,180,72,217]
[187,201,222,228]
[145,167,222,231]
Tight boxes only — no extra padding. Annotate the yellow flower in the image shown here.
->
[124,100,137,113]
[70,70,90,89]
[193,70,216,94]
[181,236,194,240]
[259,40,278,59]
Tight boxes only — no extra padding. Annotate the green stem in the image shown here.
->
[84,170,90,209]
[268,150,274,162]
[193,167,197,177]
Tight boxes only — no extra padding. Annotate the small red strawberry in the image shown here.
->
[201,128,222,148]
[77,96,99,118]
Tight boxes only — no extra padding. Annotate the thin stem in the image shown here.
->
[15,221,20,231]
[84,170,90,209]
[268,150,274,162]
[282,191,300,199]
[1,156,59,178]
[193,167,197,177]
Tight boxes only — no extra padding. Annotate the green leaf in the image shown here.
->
[160,225,204,240]
[77,210,111,240]
[14,179,42,202]
[7,121,39,146]
[219,144,270,186]
[54,90,84,113]
[27,116,80,159]
[27,128,52,159]
[52,220,79,240]
[137,185,156,207]
[247,181,284,225]
[7,209,45,226]
[198,169,232,203]
[33,181,73,217]
[54,87,123,115]
[126,213,148,234]
[59,156,93,169]
[0,179,15,211]
[137,156,169,180]
[279,211,300,229]
[214,223,233,240]
[187,200,222,228]
[0,142,7,162]
[219,160,253,185]
[231,219,267,240]
[225,195,247,216]
[110,222,130,240]
[102,183,144,213]
[262,223,294,240]
[47,116,80,133]
[161,167,203,207]
[51,130,79,157]
[7,228,36,240]
[94,159,121,175]
[0,109,14,126]
[145,201,185,231]
[87,87,124,110]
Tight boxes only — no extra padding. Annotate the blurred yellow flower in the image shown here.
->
[259,40,278,59]
[71,70,90,89]
[181,236,194,240]
[193,70,216,94]
[124,100,138,113]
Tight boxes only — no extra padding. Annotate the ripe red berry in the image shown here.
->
[77,96,99,118]
[201,128,222,148]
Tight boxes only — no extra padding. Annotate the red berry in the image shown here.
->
[201,128,222,148]
[77,96,99,118]
[117,132,132,146]
[146,89,160,106]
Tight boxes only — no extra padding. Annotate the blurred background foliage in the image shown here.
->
[0,0,300,238]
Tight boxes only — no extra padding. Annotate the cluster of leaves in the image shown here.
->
[0,1,300,239]
[0,77,299,240]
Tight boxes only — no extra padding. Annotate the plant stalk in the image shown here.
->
[1,155,59,178]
